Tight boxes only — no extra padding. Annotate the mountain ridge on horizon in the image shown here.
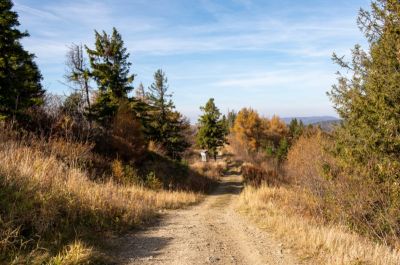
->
[282,116,340,125]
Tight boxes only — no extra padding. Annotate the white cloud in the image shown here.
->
[213,69,333,90]
[14,2,60,21]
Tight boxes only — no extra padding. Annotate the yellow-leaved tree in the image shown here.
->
[232,108,267,152]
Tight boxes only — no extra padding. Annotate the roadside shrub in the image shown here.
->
[285,130,335,194]
[284,130,400,247]
[242,163,278,187]
[145,172,163,190]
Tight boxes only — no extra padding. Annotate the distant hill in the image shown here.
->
[282,116,340,125]
[314,120,341,131]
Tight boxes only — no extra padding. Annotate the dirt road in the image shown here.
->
[114,161,299,265]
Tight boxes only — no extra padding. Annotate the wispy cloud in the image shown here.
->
[13,0,369,117]
[14,2,60,21]
[123,15,359,55]
[17,0,362,57]
[213,70,333,90]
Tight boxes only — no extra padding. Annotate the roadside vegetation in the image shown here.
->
[230,1,400,264]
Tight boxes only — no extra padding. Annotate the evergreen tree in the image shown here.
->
[328,0,400,181]
[146,69,189,159]
[0,0,44,122]
[288,118,304,142]
[276,138,289,162]
[164,111,191,159]
[85,27,134,127]
[146,69,173,143]
[196,98,227,160]
[131,82,153,132]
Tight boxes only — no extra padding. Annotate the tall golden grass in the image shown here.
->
[238,185,400,265]
[0,136,201,263]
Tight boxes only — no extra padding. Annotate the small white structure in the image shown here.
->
[200,150,208,162]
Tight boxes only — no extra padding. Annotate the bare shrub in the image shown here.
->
[241,162,279,187]
[148,140,167,156]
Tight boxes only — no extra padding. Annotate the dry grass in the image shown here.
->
[182,159,226,193]
[238,185,400,265]
[0,138,201,263]
[190,160,227,180]
[0,141,200,225]
[47,241,94,265]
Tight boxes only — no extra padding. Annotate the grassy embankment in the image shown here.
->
[0,130,224,264]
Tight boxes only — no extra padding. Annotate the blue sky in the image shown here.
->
[14,0,370,122]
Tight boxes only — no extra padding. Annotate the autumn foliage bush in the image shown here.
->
[237,126,400,262]
[284,129,336,192]
[284,129,400,247]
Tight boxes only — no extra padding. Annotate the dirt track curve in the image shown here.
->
[113,161,299,265]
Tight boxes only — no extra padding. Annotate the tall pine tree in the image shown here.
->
[146,69,190,159]
[85,27,134,127]
[0,0,44,122]
[196,98,227,160]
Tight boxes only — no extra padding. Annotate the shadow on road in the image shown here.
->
[211,180,243,196]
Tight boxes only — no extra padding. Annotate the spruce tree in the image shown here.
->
[196,98,227,160]
[328,0,400,181]
[146,69,190,159]
[0,0,44,122]
[85,27,134,127]
[146,69,173,142]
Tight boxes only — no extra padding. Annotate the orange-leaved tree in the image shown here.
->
[231,108,267,152]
